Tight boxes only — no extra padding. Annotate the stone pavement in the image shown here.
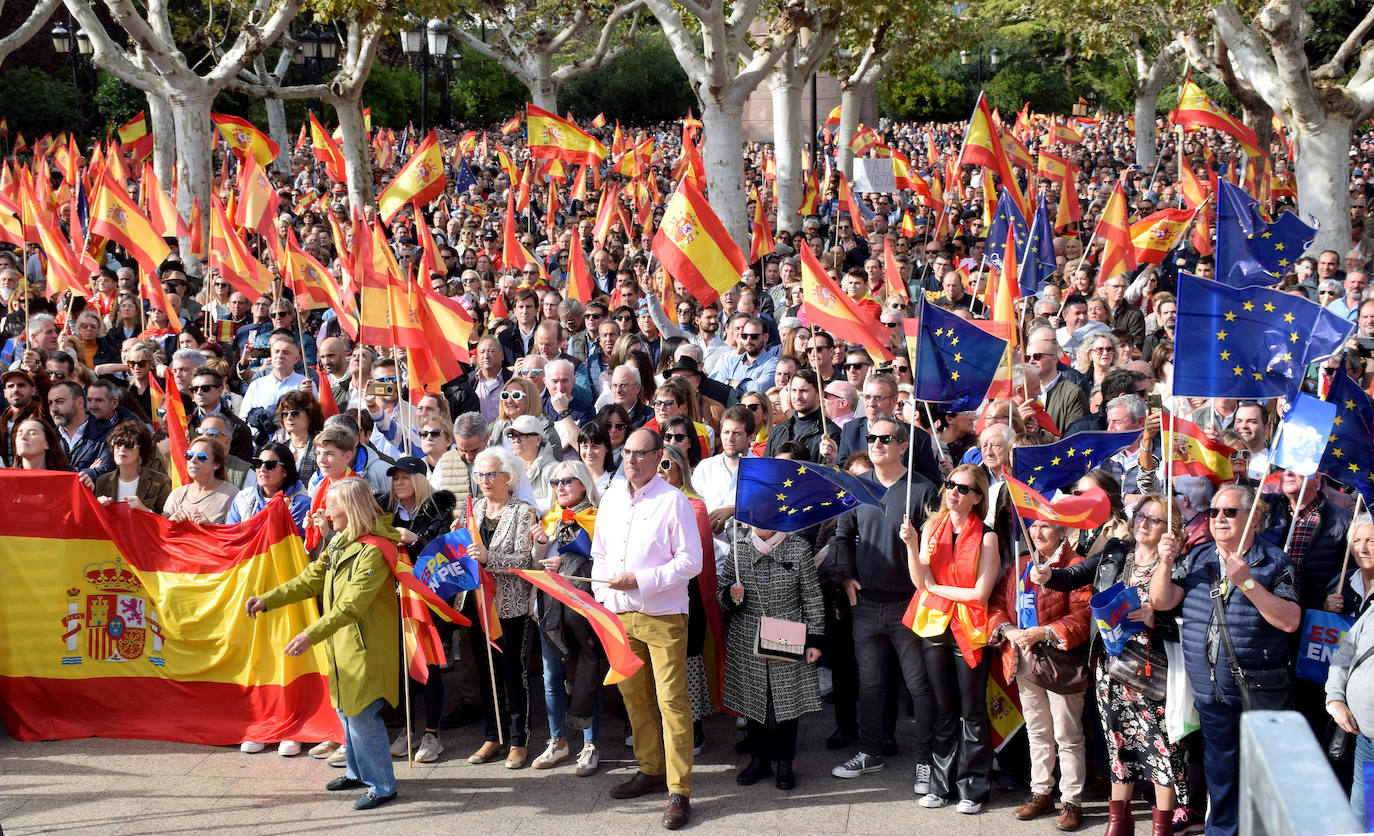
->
[0,704,1113,835]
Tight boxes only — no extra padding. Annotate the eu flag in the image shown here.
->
[984,187,1028,271]
[984,190,1056,294]
[1011,430,1143,494]
[1320,372,1374,507]
[1173,272,1352,400]
[736,457,887,532]
[1215,180,1317,288]
[452,153,478,196]
[912,301,1008,411]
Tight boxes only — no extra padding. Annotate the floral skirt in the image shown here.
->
[1094,661,1187,794]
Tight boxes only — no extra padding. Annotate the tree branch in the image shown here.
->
[0,0,60,68]
[1313,4,1374,81]
[1213,1,1287,116]
[61,0,166,92]
[206,0,302,88]
[546,9,587,54]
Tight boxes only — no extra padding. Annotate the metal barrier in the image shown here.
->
[1241,710,1362,835]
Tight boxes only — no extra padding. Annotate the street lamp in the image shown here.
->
[51,19,96,124]
[296,28,339,114]
[50,23,71,55]
[959,45,1001,107]
[402,18,451,135]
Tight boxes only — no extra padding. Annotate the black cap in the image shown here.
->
[386,456,427,477]
[667,356,702,377]
[481,229,498,241]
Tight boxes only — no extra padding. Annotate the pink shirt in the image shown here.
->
[592,475,702,616]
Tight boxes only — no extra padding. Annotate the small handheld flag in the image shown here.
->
[735,457,887,532]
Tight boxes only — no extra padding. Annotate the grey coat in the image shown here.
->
[1326,605,1374,735]
[718,529,825,724]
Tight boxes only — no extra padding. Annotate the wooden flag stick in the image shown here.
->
[1338,493,1366,587]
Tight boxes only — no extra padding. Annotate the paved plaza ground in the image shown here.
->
[0,700,1112,835]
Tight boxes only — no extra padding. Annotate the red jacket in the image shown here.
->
[987,541,1093,684]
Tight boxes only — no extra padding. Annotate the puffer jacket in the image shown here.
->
[988,541,1093,683]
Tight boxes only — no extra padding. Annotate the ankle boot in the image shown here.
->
[1105,799,1134,836]
[1150,806,1171,836]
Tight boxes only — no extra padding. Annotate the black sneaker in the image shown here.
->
[692,720,705,755]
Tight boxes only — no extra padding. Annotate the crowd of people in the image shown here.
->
[6,105,1374,834]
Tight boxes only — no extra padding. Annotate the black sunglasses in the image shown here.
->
[1207,507,1243,519]
[944,479,981,496]
[251,458,283,471]
[866,433,895,445]
[606,421,629,431]
[662,432,689,443]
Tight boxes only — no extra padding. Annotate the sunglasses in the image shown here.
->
[199,427,223,438]
[251,458,283,471]
[184,451,211,463]
[658,459,677,471]
[189,384,219,394]
[418,429,446,439]
[550,477,580,488]
[279,409,303,419]
[585,312,606,320]
[606,420,629,431]
[500,390,526,401]
[505,430,540,441]
[270,311,293,318]
[662,432,690,443]
[1207,507,1243,519]
[1026,352,1054,362]
[943,479,980,496]
[866,433,896,445]
[128,359,149,369]
[842,362,872,371]
[893,365,910,374]
[614,314,634,322]
[740,332,764,340]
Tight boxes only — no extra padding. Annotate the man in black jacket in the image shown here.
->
[766,369,837,461]
[830,416,938,789]
[832,373,941,482]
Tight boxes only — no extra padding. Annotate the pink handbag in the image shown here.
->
[755,616,807,662]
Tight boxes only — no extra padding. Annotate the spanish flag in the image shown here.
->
[1003,474,1111,530]
[500,114,521,136]
[565,228,595,304]
[511,569,643,685]
[212,113,280,168]
[798,240,893,361]
[652,176,748,306]
[1097,181,1136,282]
[208,193,273,298]
[1163,413,1234,485]
[748,189,774,263]
[161,367,191,487]
[526,104,607,166]
[117,111,152,161]
[592,112,606,129]
[0,473,342,745]
[308,112,346,183]
[89,171,170,277]
[140,162,189,240]
[1130,207,1197,264]
[377,131,446,224]
[1169,75,1262,157]
[824,104,841,129]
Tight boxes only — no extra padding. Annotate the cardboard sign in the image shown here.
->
[852,158,897,194]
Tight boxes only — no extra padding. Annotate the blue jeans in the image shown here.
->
[339,698,396,797]
[541,637,600,744]
[1195,699,1241,836]
[1352,733,1374,823]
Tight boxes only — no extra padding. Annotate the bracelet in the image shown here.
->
[556,409,571,420]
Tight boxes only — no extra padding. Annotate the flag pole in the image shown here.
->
[476,569,504,746]
[810,323,835,451]
[1338,493,1365,587]
[1238,418,1284,546]
[401,607,414,770]
[922,400,950,470]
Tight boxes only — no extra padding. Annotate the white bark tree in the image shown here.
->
[63,0,301,222]
[231,18,384,211]
[1214,0,1374,254]
[1128,36,1183,170]
[767,9,840,232]
[832,31,892,180]
[238,43,298,172]
[450,1,643,112]
[0,0,61,68]
[644,0,809,246]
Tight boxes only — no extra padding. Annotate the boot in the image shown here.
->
[1105,799,1134,836]
[1150,806,1171,836]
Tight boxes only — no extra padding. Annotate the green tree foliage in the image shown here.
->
[92,70,146,129]
[448,46,529,124]
[0,67,81,136]
[878,59,971,121]
[558,33,692,124]
[358,61,421,128]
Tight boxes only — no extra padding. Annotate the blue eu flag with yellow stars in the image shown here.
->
[912,301,1008,412]
[1173,272,1352,400]
[984,187,1027,272]
[735,457,888,532]
[1010,430,1143,494]
[1215,180,1317,289]
[1320,372,1374,507]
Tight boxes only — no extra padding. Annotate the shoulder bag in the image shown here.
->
[1209,565,1292,712]
[1105,634,1169,701]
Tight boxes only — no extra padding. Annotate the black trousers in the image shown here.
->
[923,630,993,804]
[746,718,799,762]
[824,593,901,738]
[463,596,534,748]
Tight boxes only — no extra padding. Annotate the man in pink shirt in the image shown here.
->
[592,428,702,830]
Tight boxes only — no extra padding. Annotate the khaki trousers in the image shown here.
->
[1017,674,1087,804]
[616,612,693,797]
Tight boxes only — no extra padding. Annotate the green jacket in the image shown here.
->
[261,517,401,717]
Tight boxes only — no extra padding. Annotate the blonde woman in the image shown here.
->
[246,477,402,811]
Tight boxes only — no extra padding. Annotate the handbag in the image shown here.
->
[755,615,807,662]
[1208,566,1292,712]
[1106,636,1169,701]
[1025,642,1092,694]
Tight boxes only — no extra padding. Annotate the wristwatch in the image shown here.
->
[1241,578,1257,593]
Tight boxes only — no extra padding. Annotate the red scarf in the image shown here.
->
[304,470,357,551]
[909,511,990,666]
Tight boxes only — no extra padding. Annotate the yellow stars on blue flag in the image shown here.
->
[912,300,1007,412]
[1320,372,1374,507]
[1215,180,1317,288]
[1011,430,1142,494]
[736,457,888,532]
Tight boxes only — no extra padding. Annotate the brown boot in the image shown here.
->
[1150,806,1172,836]
[1057,802,1083,832]
[1013,792,1055,820]
[1105,799,1134,836]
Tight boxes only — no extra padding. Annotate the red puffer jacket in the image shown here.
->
[987,540,1093,684]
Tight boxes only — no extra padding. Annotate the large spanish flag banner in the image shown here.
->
[0,472,342,745]
[511,569,644,685]
[1003,474,1111,530]
[377,131,446,224]
[798,240,893,361]
[212,113,280,168]
[652,176,748,306]
[527,104,607,166]
[1163,412,1235,485]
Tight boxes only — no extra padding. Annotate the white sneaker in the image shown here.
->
[532,738,570,769]
[327,746,347,767]
[913,762,932,795]
[389,732,409,758]
[277,740,302,757]
[575,743,599,777]
[624,733,634,746]
[917,793,948,808]
[309,741,340,758]
[239,741,266,754]
[414,732,444,764]
[956,799,983,814]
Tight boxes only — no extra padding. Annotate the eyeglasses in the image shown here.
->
[111,440,137,450]
[418,429,446,439]
[1091,346,1115,354]
[251,458,283,471]
[213,282,229,289]
[500,390,526,401]
[943,479,980,496]
[1135,513,1166,528]
[189,384,219,394]
[48,370,68,380]
[893,365,910,374]
[658,459,676,472]
[505,430,539,441]
[184,451,211,463]
[866,433,895,445]
[606,421,629,431]
[1207,507,1243,519]
[279,409,303,419]
[474,471,505,481]
[550,477,580,488]
[662,432,689,443]
[651,399,679,409]
[270,311,293,318]
[740,332,764,340]
[623,447,660,460]
[824,391,845,400]
[199,427,224,438]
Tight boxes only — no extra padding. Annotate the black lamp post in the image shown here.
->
[51,21,96,99]
[402,18,451,135]
[296,28,340,115]
[959,45,1002,106]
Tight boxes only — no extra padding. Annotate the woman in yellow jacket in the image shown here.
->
[247,477,401,811]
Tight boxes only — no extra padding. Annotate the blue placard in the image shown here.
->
[1295,608,1356,684]
[1091,581,1145,656]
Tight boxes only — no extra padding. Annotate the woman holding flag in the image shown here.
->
[531,460,605,775]
[1031,494,1186,836]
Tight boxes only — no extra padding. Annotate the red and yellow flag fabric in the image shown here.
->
[89,171,171,277]
[140,163,189,240]
[987,661,1025,751]
[652,177,748,306]
[526,104,607,166]
[748,190,774,263]
[798,240,893,361]
[958,92,1026,214]
[1097,181,1136,282]
[162,367,191,487]
[511,569,644,685]
[377,131,446,224]
[209,194,273,298]
[500,114,521,136]
[212,113,280,168]
[1163,413,1234,485]
[117,112,152,161]
[308,112,346,183]
[565,229,595,304]
[591,112,607,129]
[882,240,908,304]
[1170,76,1262,157]
[1003,474,1111,529]
[0,474,342,745]
[1130,208,1197,264]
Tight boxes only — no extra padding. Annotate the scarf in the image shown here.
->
[540,503,597,541]
[909,511,989,666]
[751,530,786,556]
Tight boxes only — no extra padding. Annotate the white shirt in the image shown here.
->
[238,370,307,418]
[692,451,748,513]
[591,475,702,616]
